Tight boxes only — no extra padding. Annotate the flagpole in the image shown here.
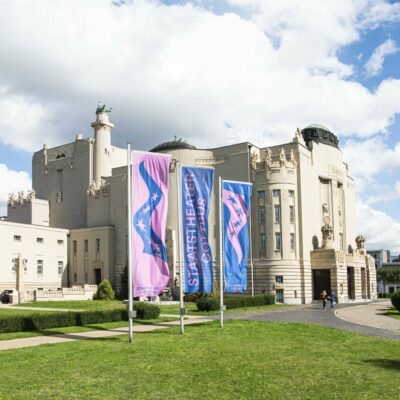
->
[219,176,224,328]
[249,196,255,297]
[127,143,134,343]
[176,161,185,334]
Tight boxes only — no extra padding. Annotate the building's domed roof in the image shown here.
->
[301,124,339,150]
[150,138,197,153]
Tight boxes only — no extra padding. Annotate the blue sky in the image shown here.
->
[0,0,400,251]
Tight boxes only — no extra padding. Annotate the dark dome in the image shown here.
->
[150,139,197,153]
[301,124,339,150]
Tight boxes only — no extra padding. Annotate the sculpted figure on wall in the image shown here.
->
[321,223,334,249]
[355,235,365,250]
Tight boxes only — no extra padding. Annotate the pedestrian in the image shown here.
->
[320,290,327,310]
[328,290,337,309]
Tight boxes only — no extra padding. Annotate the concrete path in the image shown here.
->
[336,301,400,333]
[0,316,214,351]
[226,301,400,340]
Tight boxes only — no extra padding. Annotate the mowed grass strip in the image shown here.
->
[0,320,399,400]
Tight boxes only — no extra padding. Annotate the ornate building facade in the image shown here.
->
[1,112,377,303]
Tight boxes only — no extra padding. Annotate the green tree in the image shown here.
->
[94,279,115,301]
[377,267,400,284]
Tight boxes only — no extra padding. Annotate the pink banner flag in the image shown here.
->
[132,152,171,297]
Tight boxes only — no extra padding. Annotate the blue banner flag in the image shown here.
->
[223,180,252,293]
[182,166,214,293]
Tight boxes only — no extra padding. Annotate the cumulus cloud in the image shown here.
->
[0,164,31,215]
[365,39,399,77]
[0,0,399,154]
[358,202,400,252]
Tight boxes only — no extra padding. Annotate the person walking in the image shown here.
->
[328,290,337,309]
[320,290,327,310]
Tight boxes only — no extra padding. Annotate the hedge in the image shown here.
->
[0,302,160,333]
[391,290,400,312]
[196,294,275,312]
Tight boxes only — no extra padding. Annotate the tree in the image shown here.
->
[94,279,115,301]
[377,267,400,284]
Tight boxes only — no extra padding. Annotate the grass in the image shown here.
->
[0,320,399,399]
[15,300,126,311]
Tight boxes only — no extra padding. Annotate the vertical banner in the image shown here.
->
[223,180,252,293]
[182,166,214,293]
[132,151,171,297]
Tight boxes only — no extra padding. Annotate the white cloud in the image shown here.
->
[365,39,399,77]
[0,164,31,215]
[365,181,400,205]
[358,202,400,252]
[0,0,399,154]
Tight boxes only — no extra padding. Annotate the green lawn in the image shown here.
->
[384,309,400,320]
[0,320,399,399]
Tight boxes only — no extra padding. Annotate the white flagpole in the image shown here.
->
[127,143,134,343]
[219,176,224,328]
[176,161,185,334]
[249,196,255,297]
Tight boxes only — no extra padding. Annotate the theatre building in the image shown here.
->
[1,111,377,304]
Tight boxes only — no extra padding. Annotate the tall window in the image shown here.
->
[272,189,280,198]
[260,233,266,257]
[259,206,265,224]
[339,233,344,251]
[274,205,281,224]
[276,289,284,303]
[73,240,77,254]
[257,190,265,199]
[84,239,89,254]
[275,275,283,284]
[37,260,43,276]
[275,232,281,251]
[289,206,294,224]
[58,261,63,275]
[96,239,100,256]
[290,233,295,251]
[288,190,295,198]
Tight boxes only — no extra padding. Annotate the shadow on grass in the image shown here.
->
[363,359,400,371]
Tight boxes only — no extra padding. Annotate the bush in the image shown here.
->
[391,290,400,312]
[94,280,115,301]
[196,294,275,312]
[133,302,160,319]
[0,309,128,334]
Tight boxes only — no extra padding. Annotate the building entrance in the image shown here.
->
[347,267,355,300]
[94,268,102,285]
[312,269,331,300]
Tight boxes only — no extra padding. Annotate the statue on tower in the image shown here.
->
[95,101,113,115]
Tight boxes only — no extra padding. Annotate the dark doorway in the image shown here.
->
[94,268,102,285]
[347,267,355,300]
[312,269,331,300]
[361,268,367,299]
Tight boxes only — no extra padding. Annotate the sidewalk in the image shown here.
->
[0,315,213,351]
[336,301,400,333]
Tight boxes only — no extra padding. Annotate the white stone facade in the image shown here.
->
[2,114,377,304]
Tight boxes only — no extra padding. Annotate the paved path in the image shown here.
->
[226,301,400,340]
[0,316,213,351]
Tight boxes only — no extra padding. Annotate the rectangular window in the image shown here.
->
[259,206,265,224]
[276,289,284,304]
[289,190,295,198]
[74,273,77,283]
[96,239,100,255]
[84,239,89,253]
[289,206,294,224]
[339,233,344,251]
[274,205,281,224]
[275,275,283,284]
[14,235,21,242]
[37,260,43,276]
[257,190,265,198]
[57,239,64,245]
[272,189,280,198]
[58,261,63,275]
[73,240,77,254]
[290,233,295,251]
[260,233,266,256]
[275,232,281,251]
[37,237,44,243]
